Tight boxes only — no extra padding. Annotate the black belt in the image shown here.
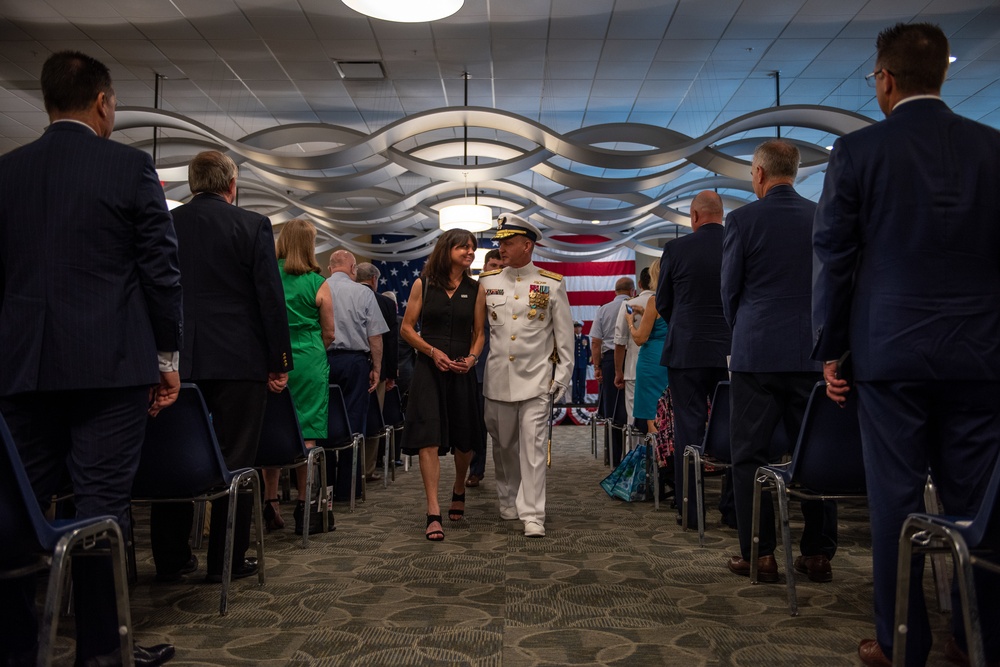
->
[602,349,615,358]
[328,349,367,356]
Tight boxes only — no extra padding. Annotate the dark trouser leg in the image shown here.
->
[196,380,267,574]
[469,381,487,478]
[857,380,1000,664]
[1,387,147,662]
[668,367,727,525]
[572,366,586,404]
[729,371,783,559]
[600,352,623,466]
[150,502,195,574]
[328,353,370,500]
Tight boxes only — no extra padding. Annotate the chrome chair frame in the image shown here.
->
[132,384,265,616]
[748,382,867,616]
[325,384,363,512]
[255,389,329,547]
[0,414,134,667]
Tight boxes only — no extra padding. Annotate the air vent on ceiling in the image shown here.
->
[334,61,386,80]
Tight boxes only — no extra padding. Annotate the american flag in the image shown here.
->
[372,234,430,314]
[536,235,636,402]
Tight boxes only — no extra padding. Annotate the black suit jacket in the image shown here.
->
[172,193,291,381]
[813,98,1000,381]
[655,222,731,368]
[722,184,819,374]
[0,122,182,394]
[373,290,398,380]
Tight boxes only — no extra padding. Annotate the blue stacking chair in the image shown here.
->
[366,392,394,488]
[381,386,405,480]
[749,381,867,615]
[0,413,133,666]
[132,383,264,616]
[255,389,329,547]
[893,455,1000,667]
[682,381,731,544]
[326,384,363,512]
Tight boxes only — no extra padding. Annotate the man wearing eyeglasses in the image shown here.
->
[813,22,1000,667]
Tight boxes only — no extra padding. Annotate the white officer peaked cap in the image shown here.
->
[492,213,541,242]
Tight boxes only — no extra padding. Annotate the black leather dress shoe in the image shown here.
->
[81,643,175,667]
[204,557,258,583]
[154,554,198,583]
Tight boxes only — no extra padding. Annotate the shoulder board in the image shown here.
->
[538,269,563,281]
[479,269,503,277]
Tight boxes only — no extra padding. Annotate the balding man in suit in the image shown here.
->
[722,139,835,585]
[0,51,181,667]
[814,22,1000,667]
[655,190,732,527]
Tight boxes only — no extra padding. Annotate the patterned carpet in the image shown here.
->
[52,425,955,666]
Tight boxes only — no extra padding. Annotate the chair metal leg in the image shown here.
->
[349,434,361,512]
[923,477,952,613]
[773,477,797,616]
[894,520,986,667]
[749,473,767,583]
[39,522,135,667]
[646,434,659,511]
[220,478,240,616]
[248,472,265,588]
[382,425,393,488]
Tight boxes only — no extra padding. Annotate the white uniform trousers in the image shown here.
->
[484,394,550,525]
[624,378,636,426]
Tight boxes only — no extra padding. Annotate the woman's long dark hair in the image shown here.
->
[422,229,477,289]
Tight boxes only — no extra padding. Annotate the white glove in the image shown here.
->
[549,380,568,403]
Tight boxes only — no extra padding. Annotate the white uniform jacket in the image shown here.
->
[480,261,574,403]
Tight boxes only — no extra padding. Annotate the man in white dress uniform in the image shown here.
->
[479,214,574,537]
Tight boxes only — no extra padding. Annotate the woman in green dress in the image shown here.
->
[262,219,335,534]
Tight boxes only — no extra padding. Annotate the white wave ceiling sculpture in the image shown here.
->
[116,104,873,262]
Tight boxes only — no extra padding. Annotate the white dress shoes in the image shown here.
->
[524,521,545,538]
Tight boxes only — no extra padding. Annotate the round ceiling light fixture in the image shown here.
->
[342,0,463,23]
[439,203,492,233]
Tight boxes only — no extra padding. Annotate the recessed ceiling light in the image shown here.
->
[825,145,834,151]
[334,61,386,80]
[591,219,600,225]
[949,55,958,63]
[342,0,463,23]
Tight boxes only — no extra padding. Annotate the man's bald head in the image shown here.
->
[690,190,724,231]
[615,277,635,294]
[328,249,358,279]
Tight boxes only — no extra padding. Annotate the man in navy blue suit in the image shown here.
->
[813,23,1000,667]
[721,139,835,584]
[655,190,731,526]
[150,151,292,585]
[0,52,181,666]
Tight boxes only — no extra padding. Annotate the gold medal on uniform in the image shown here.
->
[491,311,497,320]
[528,308,537,320]
[529,283,550,311]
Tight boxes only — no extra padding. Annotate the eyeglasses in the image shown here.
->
[864,68,892,88]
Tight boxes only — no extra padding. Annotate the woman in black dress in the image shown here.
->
[400,229,486,540]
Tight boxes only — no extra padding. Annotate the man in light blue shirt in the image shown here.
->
[589,278,633,466]
[325,249,388,500]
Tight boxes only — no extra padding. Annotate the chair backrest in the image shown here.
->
[965,450,1000,550]
[365,393,385,437]
[382,386,404,427]
[254,389,309,466]
[702,381,731,461]
[326,384,356,446]
[0,413,46,555]
[788,381,866,495]
[133,384,231,498]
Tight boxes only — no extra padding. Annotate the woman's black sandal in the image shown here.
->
[425,515,444,541]
[448,491,465,521]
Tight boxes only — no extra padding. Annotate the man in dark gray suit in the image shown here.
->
[655,190,731,526]
[814,23,1000,667]
[721,140,835,584]
[0,51,181,667]
[150,151,292,585]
